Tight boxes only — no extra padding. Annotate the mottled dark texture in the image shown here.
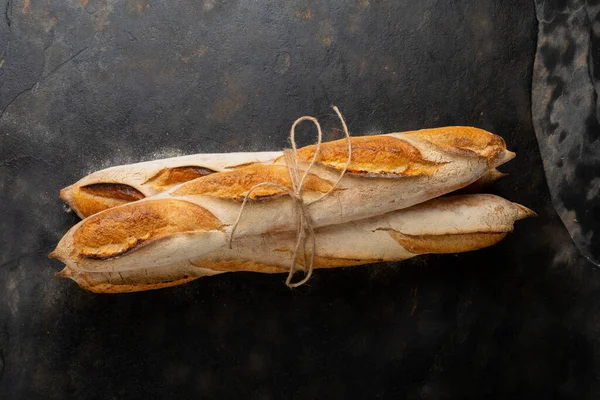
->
[532,0,600,266]
[1,1,599,399]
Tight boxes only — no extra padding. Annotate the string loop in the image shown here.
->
[228,106,352,287]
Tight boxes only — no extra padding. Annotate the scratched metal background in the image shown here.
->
[1,0,599,399]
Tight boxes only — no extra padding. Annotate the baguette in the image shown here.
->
[50,127,515,277]
[60,151,281,218]
[55,194,535,293]
[60,127,510,218]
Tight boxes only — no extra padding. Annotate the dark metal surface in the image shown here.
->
[1,1,598,398]
[532,0,600,267]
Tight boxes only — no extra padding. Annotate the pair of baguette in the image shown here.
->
[51,126,534,293]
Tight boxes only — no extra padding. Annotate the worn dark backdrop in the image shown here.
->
[1,0,599,399]
[532,0,600,268]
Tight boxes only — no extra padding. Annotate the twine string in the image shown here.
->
[228,106,352,287]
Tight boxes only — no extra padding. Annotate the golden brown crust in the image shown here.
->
[388,231,508,254]
[223,161,263,169]
[56,264,206,293]
[196,254,378,275]
[58,254,379,293]
[514,204,537,219]
[405,126,506,165]
[296,136,442,176]
[172,164,334,200]
[62,128,508,219]
[145,166,217,191]
[74,272,199,293]
[80,183,146,201]
[191,259,289,274]
[308,255,378,268]
[73,199,223,259]
[64,184,146,218]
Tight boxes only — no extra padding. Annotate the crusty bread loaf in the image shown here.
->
[60,127,512,218]
[50,128,515,279]
[60,151,281,218]
[55,194,535,293]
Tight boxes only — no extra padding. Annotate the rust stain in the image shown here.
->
[125,0,149,14]
[195,46,208,57]
[349,15,363,34]
[94,0,113,31]
[358,0,369,8]
[212,94,247,122]
[179,47,207,63]
[96,14,108,30]
[295,9,312,19]
[49,17,57,26]
[318,21,334,48]
[22,0,30,13]
[210,73,248,122]
[81,0,88,6]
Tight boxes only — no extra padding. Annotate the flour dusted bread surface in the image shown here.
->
[56,261,225,293]
[239,193,536,263]
[56,194,535,293]
[404,126,508,164]
[295,126,512,175]
[60,127,513,218]
[51,128,516,276]
[295,135,441,176]
[145,166,218,191]
[73,199,223,259]
[60,151,281,218]
[172,164,335,200]
[62,184,146,219]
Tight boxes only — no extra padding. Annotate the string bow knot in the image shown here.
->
[228,106,352,287]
